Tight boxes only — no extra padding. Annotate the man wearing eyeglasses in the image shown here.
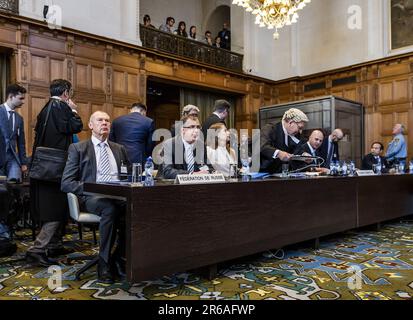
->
[319,129,344,168]
[160,115,209,179]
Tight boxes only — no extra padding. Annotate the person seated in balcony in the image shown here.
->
[206,122,237,177]
[143,14,155,28]
[213,36,222,48]
[174,21,188,38]
[189,26,197,41]
[203,31,213,46]
[159,17,175,33]
[218,22,231,50]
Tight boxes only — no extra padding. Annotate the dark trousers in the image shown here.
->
[83,196,126,264]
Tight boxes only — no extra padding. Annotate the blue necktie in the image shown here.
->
[8,111,14,135]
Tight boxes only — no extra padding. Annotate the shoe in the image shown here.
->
[47,247,74,257]
[26,252,57,267]
[97,258,114,285]
[113,258,126,281]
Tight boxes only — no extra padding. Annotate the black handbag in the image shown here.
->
[29,102,68,182]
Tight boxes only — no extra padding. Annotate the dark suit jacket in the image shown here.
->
[202,114,226,139]
[290,143,323,172]
[0,128,5,169]
[61,139,130,204]
[362,154,388,171]
[109,112,155,166]
[319,137,340,168]
[260,122,301,174]
[0,105,27,166]
[159,136,207,179]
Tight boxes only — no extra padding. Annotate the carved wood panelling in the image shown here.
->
[4,13,413,157]
[50,58,64,81]
[31,55,48,82]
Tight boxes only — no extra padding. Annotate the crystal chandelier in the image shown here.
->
[232,0,311,39]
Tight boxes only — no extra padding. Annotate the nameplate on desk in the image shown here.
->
[175,174,226,185]
[356,170,375,177]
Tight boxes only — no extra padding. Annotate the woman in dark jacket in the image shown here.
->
[27,79,83,266]
[174,21,188,38]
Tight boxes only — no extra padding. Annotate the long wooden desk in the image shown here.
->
[85,174,413,283]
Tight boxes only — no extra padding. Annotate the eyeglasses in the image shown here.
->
[183,125,201,130]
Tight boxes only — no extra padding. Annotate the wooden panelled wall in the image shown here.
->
[1,14,413,158]
[273,56,413,157]
[0,15,277,153]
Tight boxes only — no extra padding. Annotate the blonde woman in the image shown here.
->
[206,123,237,177]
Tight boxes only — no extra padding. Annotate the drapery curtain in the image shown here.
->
[180,88,235,129]
[0,53,11,103]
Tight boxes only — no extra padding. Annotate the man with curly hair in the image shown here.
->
[260,108,309,174]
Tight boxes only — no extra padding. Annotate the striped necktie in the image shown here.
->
[99,142,112,182]
[186,146,195,174]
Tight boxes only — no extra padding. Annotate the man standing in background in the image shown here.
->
[110,103,155,166]
[319,129,344,168]
[218,22,231,50]
[0,84,28,182]
[27,79,83,266]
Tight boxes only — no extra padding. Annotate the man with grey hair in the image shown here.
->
[182,104,200,117]
[62,111,130,284]
[171,105,201,137]
[319,128,344,168]
[260,108,309,174]
[386,123,407,167]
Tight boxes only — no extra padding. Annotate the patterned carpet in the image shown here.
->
[0,221,413,300]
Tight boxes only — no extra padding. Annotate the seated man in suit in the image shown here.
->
[291,130,326,172]
[362,142,389,171]
[160,115,209,179]
[260,108,309,174]
[61,111,130,284]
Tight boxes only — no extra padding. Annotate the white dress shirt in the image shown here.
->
[207,146,236,177]
[92,136,119,182]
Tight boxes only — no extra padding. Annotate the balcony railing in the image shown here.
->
[140,24,243,73]
[0,0,18,14]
